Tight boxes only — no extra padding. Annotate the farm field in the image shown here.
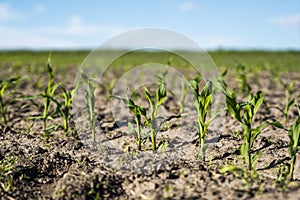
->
[0,50,300,199]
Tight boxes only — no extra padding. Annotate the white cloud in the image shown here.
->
[0,3,20,21]
[0,14,128,49]
[40,15,126,37]
[34,4,45,13]
[269,13,300,27]
[199,36,244,49]
[179,2,198,12]
[0,25,78,49]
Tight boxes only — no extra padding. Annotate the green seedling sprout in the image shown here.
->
[81,71,97,143]
[235,64,252,96]
[114,71,168,152]
[0,156,18,193]
[1,177,13,192]
[144,72,167,151]
[108,78,117,95]
[112,95,146,151]
[275,164,289,191]
[271,74,298,124]
[221,81,282,171]
[189,79,211,155]
[287,103,300,180]
[222,82,284,172]
[225,88,264,171]
[21,54,77,138]
[58,87,76,134]
[189,79,222,158]
[113,71,181,152]
[22,53,61,139]
[0,76,20,123]
[220,164,252,191]
[179,80,188,114]
[39,54,61,138]
[281,80,296,124]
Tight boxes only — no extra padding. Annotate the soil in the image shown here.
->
[1,67,300,200]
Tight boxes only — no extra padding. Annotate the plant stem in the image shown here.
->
[136,115,141,151]
[151,128,156,151]
[63,117,68,132]
[244,125,252,171]
[0,103,7,124]
[284,94,289,124]
[198,119,205,148]
[289,156,295,179]
[43,119,48,139]
[150,105,158,151]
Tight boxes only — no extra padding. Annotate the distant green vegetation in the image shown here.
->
[0,50,299,77]
[210,50,300,72]
[0,50,88,68]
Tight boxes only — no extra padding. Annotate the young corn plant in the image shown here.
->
[190,78,224,158]
[144,74,167,151]
[114,71,175,152]
[0,156,18,193]
[274,103,300,180]
[0,76,20,123]
[189,79,213,157]
[179,80,188,114]
[22,55,77,138]
[287,104,300,180]
[81,71,97,143]
[275,164,289,191]
[22,54,61,139]
[220,163,254,192]
[235,64,252,96]
[281,80,296,124]
[58,87,76,134]
[112,95,146,151]
[39,56,61,138]
[272,75,298,123]
[223,86,266,171]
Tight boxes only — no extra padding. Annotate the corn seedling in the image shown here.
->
[220,164,254,191]
[108,78,117,95]
[281,80,296,124]
[235,64,252,96]
[189,79,221,158]
[81,71,97,143]
[262,102,299,180]
[144,72,167,151]
[0,156,18,193]
[1,177,13,192]
[275,164,289,191]
[223,85,268,171]
[223,84,284,171]
[38,55,61,138]
[287,104,300,180]
[114,71,168,152]
[112,95,146,151]
[22,54,61,139]
[0,76,20,123]
[179,80,188,113]
[21,55,77,138]
[219,69,228,84]
[58,87,76,134]
[271,74,298,123]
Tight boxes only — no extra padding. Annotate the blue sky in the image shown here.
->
[0,0,299,50]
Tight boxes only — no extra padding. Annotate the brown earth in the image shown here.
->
[1,68,300,200]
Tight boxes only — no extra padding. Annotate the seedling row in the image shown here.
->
[0,53,299,195]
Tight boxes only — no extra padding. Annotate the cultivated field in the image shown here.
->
[0,50,300,199]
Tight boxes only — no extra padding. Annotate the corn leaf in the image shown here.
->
[253,91,264,114]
